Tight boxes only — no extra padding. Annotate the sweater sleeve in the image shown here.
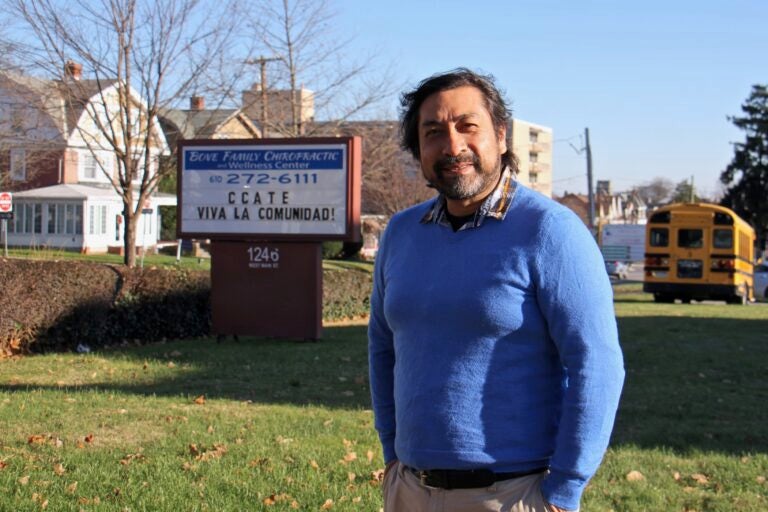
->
[367,224,397,463]
[534,210,625,511]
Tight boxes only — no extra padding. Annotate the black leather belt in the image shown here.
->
[408,466,547,489]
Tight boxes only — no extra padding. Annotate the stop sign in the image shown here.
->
[0,192,12,213]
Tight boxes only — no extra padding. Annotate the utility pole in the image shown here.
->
[585,127,596,229]
[246,56,280,137]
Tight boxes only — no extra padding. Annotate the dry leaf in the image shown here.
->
[321,498,334,509]
[348,472,356,482]
[167,362,176,368]
[207,425,214,434]
[353,497,362,503]
[28,435,46,445]
[366,450,374,463]
[84,434,94,444]
[276,436,293,445]
[626,470,645,482]
[343,452,357,463]
[263,495,277,506]
[66,482,78,494]
[19,475,30,485]
[0,460,8,470]
[691,473,708,485]
[189,444,200,456]
[53,463,66,476]
[193,395,206,405]
[756,475,766,484]
[291,500,299,509]
[119,453,145,465]
[309,460,320,470]
[673,471,681,481]
[371,469,385,482]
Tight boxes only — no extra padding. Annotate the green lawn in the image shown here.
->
[0,285,767,511]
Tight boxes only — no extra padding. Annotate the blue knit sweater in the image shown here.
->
[368,184,624,510]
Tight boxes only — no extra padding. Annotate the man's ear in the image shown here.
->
[497,125,508,155]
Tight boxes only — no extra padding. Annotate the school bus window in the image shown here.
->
[713,229,733,249]
[678,229,703,248]
[650,228,669,247]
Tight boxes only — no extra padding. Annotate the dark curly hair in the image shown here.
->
[399,68,517,173]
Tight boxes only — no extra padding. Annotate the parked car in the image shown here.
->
[605,260,629,280]
[755,262,768,300]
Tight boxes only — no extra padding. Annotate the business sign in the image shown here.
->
[177,138,361,241]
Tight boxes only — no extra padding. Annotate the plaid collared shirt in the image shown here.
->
[419,167,518,231]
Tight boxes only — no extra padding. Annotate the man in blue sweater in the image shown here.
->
[368,69,625,512]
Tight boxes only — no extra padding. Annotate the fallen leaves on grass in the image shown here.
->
[53,463,66,476]
[193,395,206,405]
[27,435,63,448]
[189,443,227,462]
[66,482,78,494]
[84,433,94,444]
[0,460,8,470]
[626,470,645,482]
[262,493,298,508]
[691,473,709,485]
[321,498,334,509]
[18,475,30,485]
[119,453,146,466]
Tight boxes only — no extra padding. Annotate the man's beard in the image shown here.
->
[428,153,502,200]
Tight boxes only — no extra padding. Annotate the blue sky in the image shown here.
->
[335,0,768,197]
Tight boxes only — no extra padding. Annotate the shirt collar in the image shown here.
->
[419,166,518,230]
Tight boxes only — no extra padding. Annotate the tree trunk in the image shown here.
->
[123,206,138,268]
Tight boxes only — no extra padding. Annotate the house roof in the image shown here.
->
[158,107,260,148]
[13,184,122,200]
[13,184,177,206]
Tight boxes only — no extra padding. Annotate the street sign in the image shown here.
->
[0,192,12,213]
[0,212,12,220]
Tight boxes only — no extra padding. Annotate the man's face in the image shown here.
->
[417,85,507,205]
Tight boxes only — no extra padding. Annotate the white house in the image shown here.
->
[0,61,173,253]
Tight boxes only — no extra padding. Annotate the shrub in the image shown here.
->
[0,257,372,355]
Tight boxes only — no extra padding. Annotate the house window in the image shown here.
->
[83,153,99,179]
[10,148,26,181]
[81,150,114,181]
[529,172,539,184]
[529,130,538,143]
[529,152,538,163]
[44,203,82,235]
[89,205,108,235]
[11,203,42,234]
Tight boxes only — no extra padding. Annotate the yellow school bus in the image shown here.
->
[643,203,755,304]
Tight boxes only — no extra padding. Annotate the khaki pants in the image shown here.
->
[383,462,556,512]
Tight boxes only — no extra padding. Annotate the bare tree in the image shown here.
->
[241,0,396,137]
[3,0,240,266]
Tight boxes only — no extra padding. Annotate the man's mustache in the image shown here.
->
[433,153,480,173]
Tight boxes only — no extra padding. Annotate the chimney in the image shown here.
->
[64,60,82,81]
[190,96,205,111]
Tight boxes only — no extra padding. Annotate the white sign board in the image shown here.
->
[601,224,646,262]
[178,139,359,240]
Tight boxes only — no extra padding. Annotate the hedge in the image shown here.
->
[0,258,372,356]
